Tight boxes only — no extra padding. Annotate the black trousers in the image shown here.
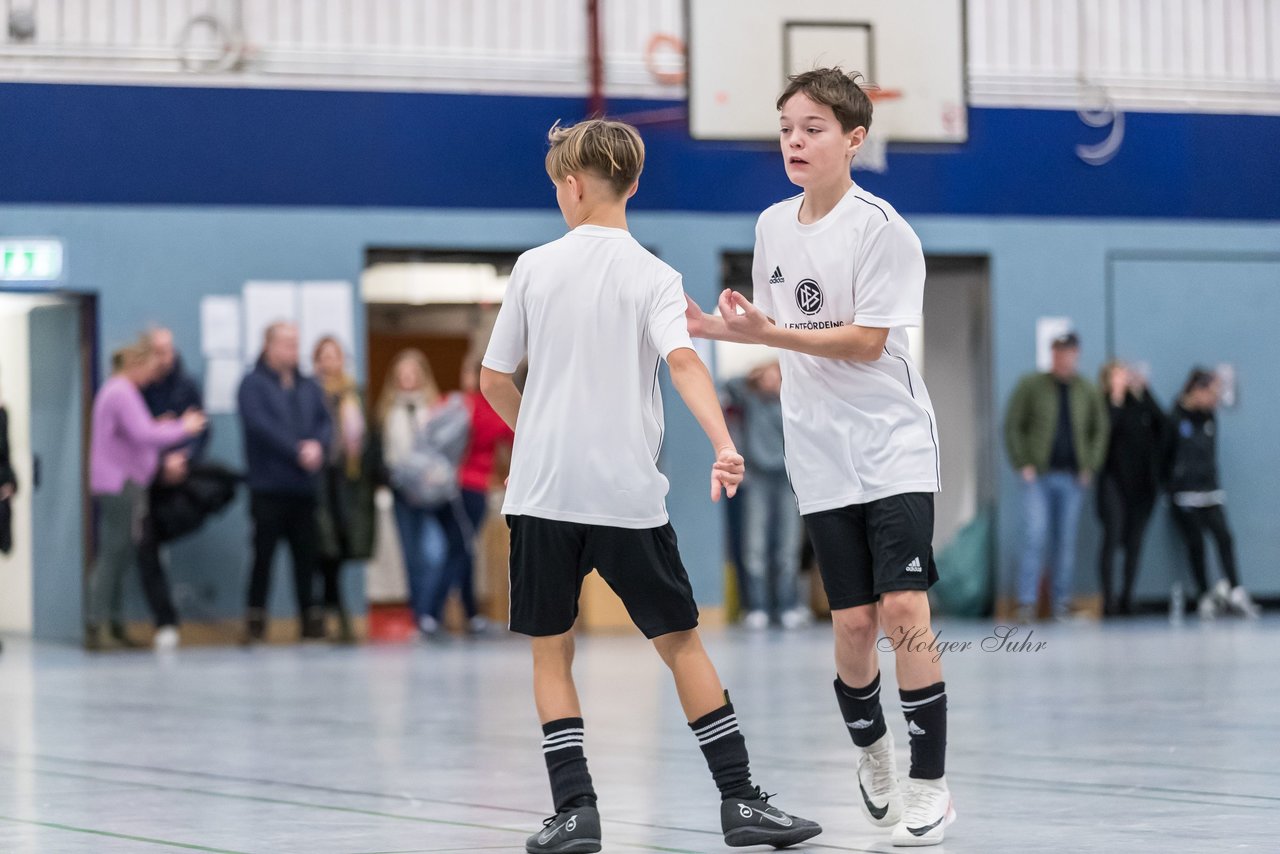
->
[1170,503,1239,597]
[1096,476,1154,614]
[317,465,354,616]
[136,499,179,628]
[247,491,319,617]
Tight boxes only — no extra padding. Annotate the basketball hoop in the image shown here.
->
[853,89,901,173]
[853,134,888,173]
[866,88,903,102]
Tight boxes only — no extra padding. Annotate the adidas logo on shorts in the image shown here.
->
[905,556,923,574]
[769,266,785,284]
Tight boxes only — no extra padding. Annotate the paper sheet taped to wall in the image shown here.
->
[299,281,355,369]
[242,281,298,364]
[203,357,243,414]
[199,295,241,359]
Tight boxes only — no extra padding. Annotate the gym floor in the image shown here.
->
[1,617,1276,853]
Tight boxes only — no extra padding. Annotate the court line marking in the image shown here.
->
[13,745,1274,837]
[0,815,255,854]
[2,751,886,851]
[0,764,703,854]
[948,745,1280,779]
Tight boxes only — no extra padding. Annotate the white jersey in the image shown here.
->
[753,184,941,513]
[482,224,694,528]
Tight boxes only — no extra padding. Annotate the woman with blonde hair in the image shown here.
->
[313,336,372,642]
[1095,360,1163,616]
[379,349,470,638]
[87,336,206,649]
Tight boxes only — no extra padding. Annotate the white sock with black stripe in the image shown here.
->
[689,694,757,800]
[541,717,597,812]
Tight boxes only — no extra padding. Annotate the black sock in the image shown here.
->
[690,697,757,800]
[900,682,947,780]
[541,717,597,813]
[835,672,888,748]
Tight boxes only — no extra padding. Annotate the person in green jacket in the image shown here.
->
[1004,332,1109,621]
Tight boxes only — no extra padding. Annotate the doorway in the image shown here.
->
[713,252,995,615]
[360,249,518,635]
[0,291,97,643]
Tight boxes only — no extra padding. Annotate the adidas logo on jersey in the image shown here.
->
[905,556,923,574]
[769,266,785,284]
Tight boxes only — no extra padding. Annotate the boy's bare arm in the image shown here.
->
[715,289,888,361]
[479,367,522,430]
[684,293,759,345]
[666,347,744,502]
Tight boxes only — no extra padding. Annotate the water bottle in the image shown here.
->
[1169,582,1185,624]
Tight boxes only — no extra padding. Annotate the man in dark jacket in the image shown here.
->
[238,321,332,642]
[138,328,210,648]
[1004,332,1109,622]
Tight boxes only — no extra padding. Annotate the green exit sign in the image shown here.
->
[0,239,63,282]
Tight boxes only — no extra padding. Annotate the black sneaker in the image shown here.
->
[722,791,822,849]
[109,622,142,648]
[243,610,266,645]
[525,805,601,853]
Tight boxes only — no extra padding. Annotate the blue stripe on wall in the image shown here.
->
[1,82,1278,218]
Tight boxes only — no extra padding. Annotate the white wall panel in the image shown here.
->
[0,1,1275,114]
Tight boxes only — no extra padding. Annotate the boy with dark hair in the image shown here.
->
[481,118,820,853]
[687,69,956,846]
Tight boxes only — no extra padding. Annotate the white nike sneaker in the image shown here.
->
[1228,586,1262,619]
[1197,593,1220,620]
[891,777,956,847]
[856,730,902,827]
[780,607,810,630]
[153,625,180,652]
[743,611,769,631]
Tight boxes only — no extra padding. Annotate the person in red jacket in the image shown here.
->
[435,358,515,634]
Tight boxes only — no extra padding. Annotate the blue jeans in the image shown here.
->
[1017,471,1085,614]
[425,488,487,621]
[742,469,804,615]
[392,492,467,623]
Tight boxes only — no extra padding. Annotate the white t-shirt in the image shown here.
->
[482,224,695,528]
[753,184,941,513]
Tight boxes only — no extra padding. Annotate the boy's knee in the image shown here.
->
[877,590,930,632]
[832,605,878,651]
[651,628,700,663]
[531,632,576,668]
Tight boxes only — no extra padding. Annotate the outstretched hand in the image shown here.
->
[717,289,772,343]
[710,446,745,502]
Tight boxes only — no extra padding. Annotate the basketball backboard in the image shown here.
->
[687,0,967,149]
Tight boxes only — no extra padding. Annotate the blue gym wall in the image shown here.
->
[1,83,1277,629]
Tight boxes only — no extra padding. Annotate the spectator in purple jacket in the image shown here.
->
[86,337,206,650]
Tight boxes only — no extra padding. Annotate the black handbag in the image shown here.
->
[151,462,243,543]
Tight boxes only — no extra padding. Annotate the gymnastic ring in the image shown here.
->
[645,33,686,86]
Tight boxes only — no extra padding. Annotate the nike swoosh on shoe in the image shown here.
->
[741,805,794,828]
[908,815,945,836]
[859,782,889,820]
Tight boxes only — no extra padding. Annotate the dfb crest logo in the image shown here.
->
[795,279,823,315]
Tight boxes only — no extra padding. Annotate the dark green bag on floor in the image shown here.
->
[931,507,994,618]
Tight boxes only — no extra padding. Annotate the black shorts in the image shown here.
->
[804,493,940,611]
[506,515,700,639]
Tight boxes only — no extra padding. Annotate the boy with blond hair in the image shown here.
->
[481,119,821,853]
[687,69,956,846]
